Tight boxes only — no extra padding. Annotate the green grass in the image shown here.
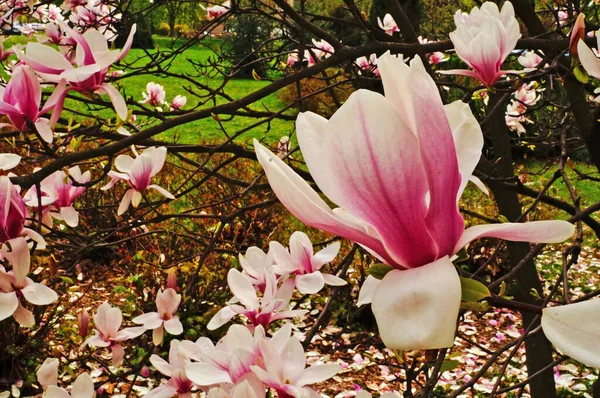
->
[60,34,295,145]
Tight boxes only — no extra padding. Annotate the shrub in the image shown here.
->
[157,22,170,36]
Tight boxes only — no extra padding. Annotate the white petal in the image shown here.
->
[356,275,380,307]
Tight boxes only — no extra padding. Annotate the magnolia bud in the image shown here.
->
[140,366,150,378]
[570,13,586,56]
[78,309,89,337]
[166,267,177,290]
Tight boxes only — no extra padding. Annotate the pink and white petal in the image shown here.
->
[436,69,480,79]
[250,365,280,388]
[131,190,143,208]
[408,57,463,258]
[21,282,58,305]
[469,175,489,195]
[164,317,183,336]
[114,154,134,173]
[296,364,340,386]
[60,64,102,83]
[71,373,95,397]
[117,189,134,215]
[152,324,164,346]
[228,269,260,309]
[207,305,238,330]
[147,146,168,177]
[455,220,575,254]
[37,358,59,390]
[144,383,179,398]
[312,241,340,270]
[322,273,347,286]
[95,84,128,121]
[371,256,461,350]
[0,291,18,321]
[296,90,437,267]
[149,184,175,199]
[13,301,35,327]
[60,206,79,227]
[230,348,256,382]
[4,237,31,286]
[111,344,125,367]
[83,335,111,348]
[356,275,380,306]
[185,363,232,386]
[295,272,325,295]
[41,79,68,120]
[444,100,484,198]
[116,24,137,61]
[542,299,600,368]
[578,39,600,79]
[150,353,174,377]
[114,326,146,341]
[254,140,400,267]
[280,337,307,381]
[132,312,162,329]
[45,386,71,398]
[0,153,21,170]
[34,118,54,143]
[22,228,47,249]
[21,42,73,74]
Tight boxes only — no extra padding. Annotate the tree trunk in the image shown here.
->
[481,93,558,398]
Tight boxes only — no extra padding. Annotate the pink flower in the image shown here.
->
[238,246,276,292]
[0,237,58,327]
[132,288,183,345]
[205,0,230,20]
[443,2,521,86]
[269,231,346,294]
[518,51,543,68]
[37,358,59,391]
[254,52,574,350]
[0,176,46,248]
[141,82,166,108]
[286,52,299,67]
[101,146,175,215]
[377,14,399,36]
[312,39,334,60]
[170,95,187,110]
[45,373,95,398]
[81,302,145,367]
[558,10,569,25]
[146,340,194,398]
[17,23,136,120]
[355,54,379,75]
[207,269,306,330]
[0,65,67,143]
[250,335,339,397]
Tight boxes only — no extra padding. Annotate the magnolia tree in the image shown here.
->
[0,0,600,397]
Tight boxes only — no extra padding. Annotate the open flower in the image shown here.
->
[17,23,136,120]
[207,269,305,330]
[146,340,194,398]
[238,246,276,292]
[518,51,544,69]
[0,176,45,248]
[443,1,521,86]
[0,65,67,143]
[81,302,145,366]
[377,14,399,36]
[269,231,346,294]
[45,373,95,398]
[133,288,183,345]
[204,0,230,20]
[254,52,574,350]
[101,146,175,215]
[141,82,166,108]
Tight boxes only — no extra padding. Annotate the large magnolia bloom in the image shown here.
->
[254,53,574,350]
[443,2,521,86]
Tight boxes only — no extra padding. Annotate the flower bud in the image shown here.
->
[140,366,150,378]
[166,267,177,290]
[0,176,26,243]
[78,309,89,337]
[570,13,586,56]
[170,95,187,110]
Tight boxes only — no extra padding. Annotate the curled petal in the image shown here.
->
[371,257,461,350]
[356,275,380,307]
[542,299,600,368]
[207,305,237,330]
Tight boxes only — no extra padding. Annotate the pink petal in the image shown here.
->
[116,24,137,62]
[164,317,183,336]
[59,206,79,228]
[20,42,72,75]
[322,273,347,286]
[371,256,461,349]
[37,358,59,390]
[297,364,340,386]
[132,312,162,329]
[454,221,575,254]
[95,83,128,121]
[145,383,178,398]
[152,324,164,346]
[34,119,54,143]
[0,291,19,322]
[13,300,35,327]
[312,241,340,270]
[4,237,31,286]
[185,363,232,385]
[150,353,174,377]
[228,269,259,309]
[111,344,125,367]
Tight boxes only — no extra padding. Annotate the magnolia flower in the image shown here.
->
[514,82,539,107]
[141,82,166,108]
[569,14,586,56]
[443,2,521,86]
[78,308,89,337]
[518,51,544,69]
[45,373,95,398]
[205,0,230,20]
[132,288,183,345]
[558,10,569,25]
[0,176,45,248]
[207,269,305,330]
[26,167,90,227]
[17,23,136,120]
[269,232,346,294]
[146,340,194,398]
[505,101,530,135]
[0,237,58,326]
[0,65,67,143]
[286,52,299,67]
[101,146,175,215]
[541,299,600,368]
[377,14,399,36]
[417,36,448,65]
[577,31,600,79]
[81,302,145,366]
[250,336,339,397]
[355,54,380,75]
[207,381,259,398]
[254,52,575,350]
[170,95,187,110]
